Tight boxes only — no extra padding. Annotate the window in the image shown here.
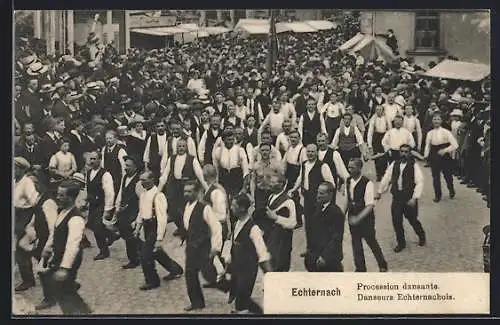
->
[415,10,440,49]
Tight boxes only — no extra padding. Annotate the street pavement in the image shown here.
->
[13,161,490,315]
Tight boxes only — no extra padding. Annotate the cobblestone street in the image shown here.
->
[13,161,490,315]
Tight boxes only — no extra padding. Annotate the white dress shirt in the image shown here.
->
[280,102,297,124]
[381,127,415,151]
[424,127,459,158]
[43,207,86,269]
[275,132,291,153]
[345,177,375,216]
[319,102,345,118]
[383,103,403,125]
[318,149,350,181]
[183,200,222,252]
[208,186,228,222]
[160,136,197,173]
[143,133,167,164]
[331,125,364,148]
[232,215,271,263]
[367,115,391,147]
[136,186,168,241]
[284,144,307,165]
[378,161,424,200]
[260,111,285,137]
[403,115,423,148]
[88,169,115,211]
[213,145,249,177]
[14,175,40,209]
[268,192,297,229]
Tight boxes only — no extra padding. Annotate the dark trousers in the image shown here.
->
[372,132,387,181]
[117,209,140,264]
[302,190,316,250]
[39,253,92,315]
[15,207,36,284]
[304,252,343,272]
[219,167,244,199]
[285,163,303,226]
[185,243,212,308]
[430,151,455,199]
[141,219,183,285]
[338,147,362,167]
[232,267,262,313]
[391,199,426,246]
[268,227,293,272]
[166,179,186,230]
[349,217,387,272]
[87,204,113,253]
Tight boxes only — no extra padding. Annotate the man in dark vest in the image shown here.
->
[160,119,198,174]
[114,155,142,269]
[376,144,426,252]
[227,193,272,314]
[181,180,223,311]
[283,130,306,228]
[298,97,322,146]
[143,118,168,183]
[101,130,127,195]
[367,105,391,181]
[345,158,388,272]
[132,171,184,291]
[35,180,91,314]
[200,164,231,292]
[243,114,259,147]
[158,139,208,236]
[288,143,335,257]
[265,173,297,272]
[198,113,222,166]
[85,150,116,260]
[305,181,345,272]
[213,130,250,201]
[331,113,365,168]
[316,132,351,192]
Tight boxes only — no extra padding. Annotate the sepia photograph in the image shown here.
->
[12,9,490,315]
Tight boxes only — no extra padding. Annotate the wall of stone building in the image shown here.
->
[440,12,490,64]
[360,11,415,59]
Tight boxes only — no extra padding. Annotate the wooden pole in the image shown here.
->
[67,10,74,55]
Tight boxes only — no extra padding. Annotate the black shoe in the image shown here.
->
[139,283,160,291]
[35,299,56,310]
[433,197,441,203]
[94,250,110,260]
[450,191,456,199]
[163,273,183,281]
[393,245,406,253]
[122,262,140,269]
[15,281,35,292]
[184,305,204,311]
[379,267,388,272]
[418,236,426,247]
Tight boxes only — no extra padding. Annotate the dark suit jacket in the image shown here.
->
[14,141,44,166]
[52,100,71,120]
[39,133,61,168]
[308,202,345,267]
[21,90,43,126]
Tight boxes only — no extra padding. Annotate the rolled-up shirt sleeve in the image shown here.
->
[273,199,297,229]
[333,151,350,181]
[60,216,86,269]
[364,181,375,206]
[154,193,168,241]
[412,163,424,200]
[102,172,115,211]
[321,163,336,188]
[211,189,228,222]
[203,206,222,252]
[444,129,459,153]
[249,225,271,263]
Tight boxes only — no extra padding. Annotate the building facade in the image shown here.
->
[360,10,490,66]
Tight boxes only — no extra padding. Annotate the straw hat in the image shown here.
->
[450,109,463,117]
[448,93,463,104]
[14,157,31,170]
[26,61,48,76]
[71,172,86,184]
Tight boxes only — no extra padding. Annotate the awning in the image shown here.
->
[237,23,288,35]
[203,26,231,35]
[278,22,317,33]
[130,27,189,36]
[234,19,269,31]
[305,20,337,30]
[177,23,199,32]
[424,59,491,82]
[339,32,365,51]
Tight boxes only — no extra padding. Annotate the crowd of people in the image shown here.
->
[14,12,490,315]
